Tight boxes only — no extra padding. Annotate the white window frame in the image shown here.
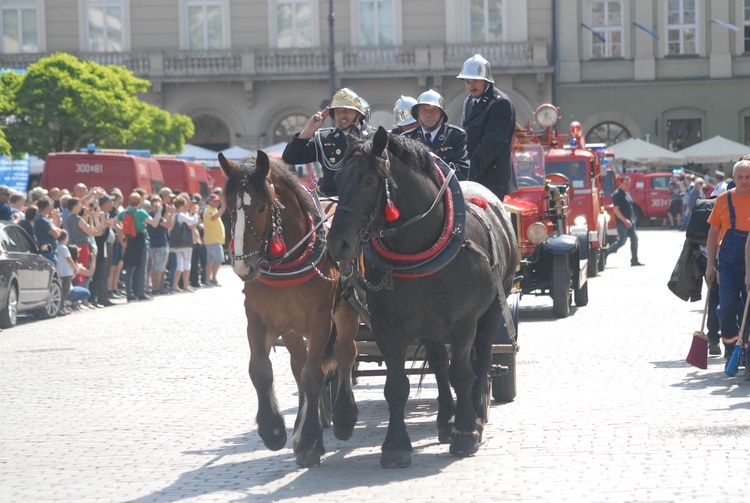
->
[268,0,319,49]
[350,0,402,46]
[665,0,699,56]
[588,1,623,59]
[468,0,507,44]
[78,0,130,52]
[178,0,231,50]
[0,0,45,53]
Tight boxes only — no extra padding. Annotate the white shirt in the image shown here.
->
[56,244,75,278]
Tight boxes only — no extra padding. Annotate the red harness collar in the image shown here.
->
[370,164,454,263]
[255,214,327,287]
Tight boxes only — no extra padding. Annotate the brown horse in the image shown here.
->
[219,151,359,468]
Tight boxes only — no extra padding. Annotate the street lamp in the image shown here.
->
[328,0,336,98]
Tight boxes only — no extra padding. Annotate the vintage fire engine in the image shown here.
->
[538,107,610,277]
[503,112,589,319]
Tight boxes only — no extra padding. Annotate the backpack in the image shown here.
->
[685,196,716,245]
[169,218,193,248]
[122,211,137,238]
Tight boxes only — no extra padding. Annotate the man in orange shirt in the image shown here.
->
[706,160,750,366]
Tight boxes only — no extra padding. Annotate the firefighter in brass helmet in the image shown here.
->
[282,88,371,197]
[403,89,470,180]
[457,54,517,199]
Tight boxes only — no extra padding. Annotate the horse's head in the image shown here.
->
[219,151,285,281]
[327,127,395,261]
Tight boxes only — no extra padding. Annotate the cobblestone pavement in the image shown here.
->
[1,229,748,502]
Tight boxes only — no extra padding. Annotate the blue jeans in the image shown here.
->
[67,286,91,303]
[608,220,639,264]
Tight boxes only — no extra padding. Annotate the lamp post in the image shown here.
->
[328,0,336,98]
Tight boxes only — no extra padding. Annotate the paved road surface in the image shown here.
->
[1,229,748,502]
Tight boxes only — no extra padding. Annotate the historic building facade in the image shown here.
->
[5,1,745,155]
[0,0,555,152]
[558,0,750,151]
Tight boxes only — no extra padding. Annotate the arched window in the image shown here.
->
[274,114,309,143]
[585,121,630,145]
[190,115,230,151]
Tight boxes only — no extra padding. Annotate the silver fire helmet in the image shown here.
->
[456,54,495,83]
[393,96,417,127]
[411,89,447,122]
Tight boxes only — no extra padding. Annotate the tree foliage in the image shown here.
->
[0,53,194,158]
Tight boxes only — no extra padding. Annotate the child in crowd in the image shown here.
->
[56,230,97,314]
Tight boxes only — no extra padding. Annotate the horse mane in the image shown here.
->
[346,132,440,185]
[224,154,319,221]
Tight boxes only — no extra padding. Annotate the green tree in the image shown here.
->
[0,53,193,158]
[0,71,18,157]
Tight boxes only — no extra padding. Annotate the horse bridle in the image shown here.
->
[231,183,333,269]
[335,150,455,241]
[231,184,285,262]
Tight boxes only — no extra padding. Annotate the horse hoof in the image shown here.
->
[333,423,355,441]
[260,427,287,451]
[296,451,322,468]
[438,423,454,444]
[449,431,479,457]
[380,450,412,469]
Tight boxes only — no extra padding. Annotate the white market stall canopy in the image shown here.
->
[219,145,254,161]
[676,135,750,164]
[607,138,685,166]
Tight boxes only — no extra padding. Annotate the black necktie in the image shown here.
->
[425,132,431,144]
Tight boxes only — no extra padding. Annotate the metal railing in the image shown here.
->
[0,42,545,80]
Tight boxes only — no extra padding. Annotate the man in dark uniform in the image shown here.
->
[390,95,418,135]
[282,88,370,197]
[457,54,517,199]
[404,89,470,180]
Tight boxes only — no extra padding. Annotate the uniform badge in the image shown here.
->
[330,157,336,163]
[335,149,341,155]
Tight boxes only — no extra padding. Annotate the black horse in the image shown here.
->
[327,127,517,468]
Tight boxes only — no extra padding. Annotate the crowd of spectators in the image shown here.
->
[0,181,229,316]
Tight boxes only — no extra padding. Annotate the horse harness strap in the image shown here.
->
[363,155,466,279]
[463,197,517,343]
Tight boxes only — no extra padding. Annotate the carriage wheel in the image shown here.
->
[551,254,571,318]
[491,352,516,403]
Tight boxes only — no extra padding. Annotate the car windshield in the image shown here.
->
[546,161,587,189]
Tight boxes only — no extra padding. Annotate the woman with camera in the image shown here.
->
[66,196,104,291]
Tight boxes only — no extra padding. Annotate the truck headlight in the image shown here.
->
[527,222,547,244]
[574,215,587,227]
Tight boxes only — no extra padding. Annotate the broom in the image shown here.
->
[686,295,710,369]
[725,297,750,377]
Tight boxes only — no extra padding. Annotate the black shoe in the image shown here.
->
[137,295,154,301]
[631,262,645,266]
[127,296,138,302]
[99,299,115,307]
[709,341,721,355]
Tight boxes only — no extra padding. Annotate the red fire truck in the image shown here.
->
[504,121,589,319]
[539,109,610,277]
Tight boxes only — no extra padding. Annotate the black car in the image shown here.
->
[0,221,63,327]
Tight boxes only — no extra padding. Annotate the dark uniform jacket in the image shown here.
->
[460,84,517,199]
[283,126,371,196]
[404,124,470,180]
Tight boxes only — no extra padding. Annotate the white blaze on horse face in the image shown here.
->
[232,191,253,277]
